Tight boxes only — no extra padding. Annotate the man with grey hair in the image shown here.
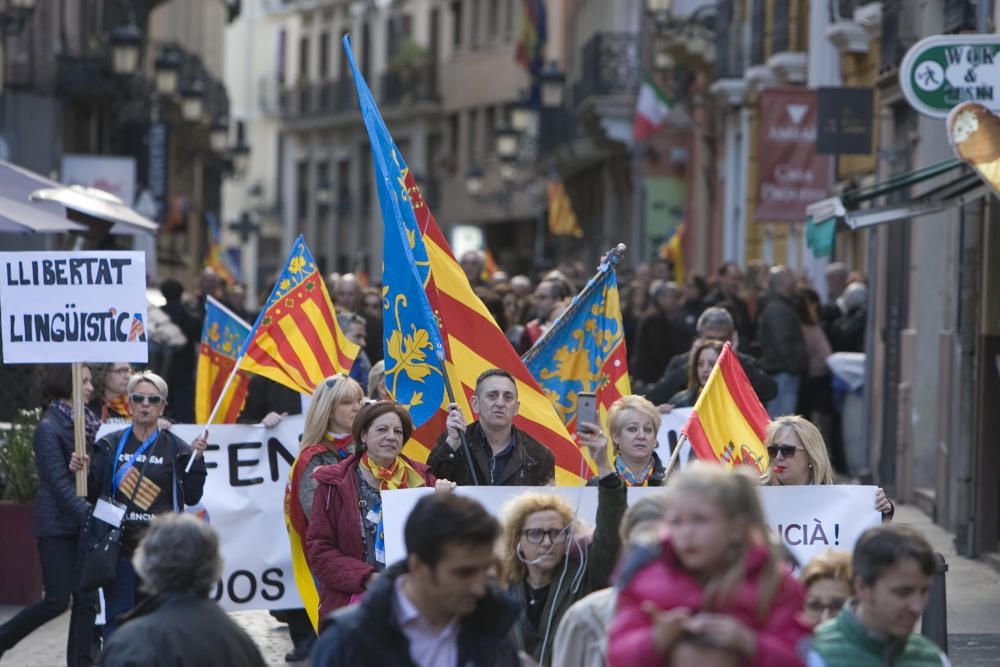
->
[757,266,808,418]
[338,311,372,389]
[99,514,266,667]
[642,307,777,407]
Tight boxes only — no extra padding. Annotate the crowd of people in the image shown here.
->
[1,254,945,667]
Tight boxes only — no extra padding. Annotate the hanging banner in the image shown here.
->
[756,88,831,221]
[817,87,875,155]
[0,251,148,363]
[382,484,882,569]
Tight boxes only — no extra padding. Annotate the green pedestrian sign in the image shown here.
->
[901,35,1000,118]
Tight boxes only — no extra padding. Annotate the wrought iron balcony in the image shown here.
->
[379,63,440,108]
[573,32,639,107]
[279,79,358,119]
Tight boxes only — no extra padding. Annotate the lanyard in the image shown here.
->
[112,426,159,491]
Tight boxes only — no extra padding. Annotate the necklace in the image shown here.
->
[526,582,549,607]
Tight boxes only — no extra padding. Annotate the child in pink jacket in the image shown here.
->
[607,464,812,667]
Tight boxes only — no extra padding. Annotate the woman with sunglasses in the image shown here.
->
[70,371,207,640]
[498,426,626,666]
[764,415,893,520]
[306,401,447,619]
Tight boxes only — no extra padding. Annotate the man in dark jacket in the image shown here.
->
[704,261,755,350]
[428,369,555,485]
[310,493,521,667]
[756,266,809,418]
[99,514,266,667]
[630,282,687,384]
[641,307,777,407]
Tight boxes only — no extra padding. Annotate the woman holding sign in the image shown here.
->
[70,371,207,640]
[306,401,441,618]
[764,415,894,520]
[0,365,99,666]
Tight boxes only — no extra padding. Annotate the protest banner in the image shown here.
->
[657,407,693,466]
[97,417,305,612]
[381,485,881,569]
[0,251,149,363]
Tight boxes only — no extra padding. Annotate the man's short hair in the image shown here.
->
[695,307,734,336]
[133,514,222,597]
[852,524,936,587]
[405,493,500,568]
[717,261,739,277]
[474,368,516,395]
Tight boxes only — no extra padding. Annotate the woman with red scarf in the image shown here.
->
[305,401,441,618]
[89,363,132,422]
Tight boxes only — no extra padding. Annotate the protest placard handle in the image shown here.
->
[71,363,87,496]
[662,433,687,480]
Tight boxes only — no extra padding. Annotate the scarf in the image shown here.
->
[102,393,131,421]
[360,453,427,564]
[614,455,655,487]
[52,399,101,444]
[323,432,353,460]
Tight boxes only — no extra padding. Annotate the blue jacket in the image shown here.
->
[32,403,92,538]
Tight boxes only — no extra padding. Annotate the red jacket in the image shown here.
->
[305,452,434,618]
[607,536,811,667]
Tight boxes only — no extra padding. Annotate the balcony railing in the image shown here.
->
[573,32,639,107]
[279,79,358,119]
[380,63,440,107]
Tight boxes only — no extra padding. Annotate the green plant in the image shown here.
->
[0,407,42,503]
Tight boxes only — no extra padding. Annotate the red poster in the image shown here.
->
[755,88,831,221]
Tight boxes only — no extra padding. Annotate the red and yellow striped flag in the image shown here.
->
[240,235,359,395]
[401,172,590,484]
[548,177,583,238]
[681,342,770,473]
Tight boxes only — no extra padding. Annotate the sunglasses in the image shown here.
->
[522,527,569,545]
[767,444,799,459]
[130,393,163,405]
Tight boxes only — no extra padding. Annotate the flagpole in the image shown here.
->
[184,354,246,474]
[662,433,688,479]
[436,349,480,486]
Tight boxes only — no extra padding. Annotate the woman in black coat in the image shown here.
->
[0,364,100,666]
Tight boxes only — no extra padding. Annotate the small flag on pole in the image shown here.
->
[633,75,672,141]
[195,296,251,424]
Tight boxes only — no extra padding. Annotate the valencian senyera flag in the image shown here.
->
[239,235,360,395]
[204,213,241,285]
[345,38,446,428]
[195,295,251,424]
[343,36,588,484]
[522,248,630,473]
[681,342,769,473]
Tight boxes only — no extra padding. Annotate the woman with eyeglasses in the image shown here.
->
[764,415,893,520]
[586,395,665,487]
[89,363,133,422]
[799,549,852,627]
[306,401,448,619]
[497,426,626,666]
[70,371,207,640]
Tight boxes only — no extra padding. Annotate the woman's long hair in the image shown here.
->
[686,340,724,391]
[664,463,785,623]
[498,492,578,586]
[300,374,364,450]
[764,415,835,485]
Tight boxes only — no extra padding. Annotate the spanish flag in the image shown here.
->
[195,296,251,424]
[239,236,359,395]
[681,342,769,473]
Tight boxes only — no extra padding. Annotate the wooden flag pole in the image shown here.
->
[71,363,87,496]
[662,433,688,480]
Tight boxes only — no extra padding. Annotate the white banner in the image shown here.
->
[657,407,693,467]
[381,485,882,568]
[97,418,305,612]
[0,251,148,363]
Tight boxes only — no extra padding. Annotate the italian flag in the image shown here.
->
[633,76,671,141]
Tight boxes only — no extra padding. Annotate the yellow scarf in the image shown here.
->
[360,453,426,490]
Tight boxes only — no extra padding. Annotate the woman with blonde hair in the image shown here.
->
[587,395,665,486]
[498,427,626,665]
[799,549,852,627]
[765,415,893,519]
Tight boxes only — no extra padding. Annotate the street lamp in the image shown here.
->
[154,46,182,95]
[465,166,484,197]
[110,24,143,76]
[538,62,566,109]
[210,116,229,153]
[316,178,333,207]
[181,79,205,122]
[230,120,251,177]
[495,124,519,160]
[509,97,539,135]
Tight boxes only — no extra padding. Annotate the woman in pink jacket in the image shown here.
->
[607,464,812,667]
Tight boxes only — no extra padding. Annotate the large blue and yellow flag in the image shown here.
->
[522,248,631,455]
[195,295,251,423]
[344,36,445,428]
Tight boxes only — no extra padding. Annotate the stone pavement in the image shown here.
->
[2,503,999,666]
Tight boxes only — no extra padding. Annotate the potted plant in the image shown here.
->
[0,407,43,605]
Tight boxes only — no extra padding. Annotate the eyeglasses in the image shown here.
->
[522,527,569,545]
[767,444,800,459]
[130,393,163,405]
[805,598,846,615]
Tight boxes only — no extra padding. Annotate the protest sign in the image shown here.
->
[381,484,881,568]
[0,251,148,363]
[657,407,693,467]
[97,417,304,612]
